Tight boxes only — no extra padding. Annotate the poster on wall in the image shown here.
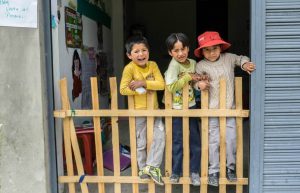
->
[0,0,37,28]
[71,50,82,101]
[65,7,83,48]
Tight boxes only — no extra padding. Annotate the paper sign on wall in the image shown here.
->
[0,0,37,28]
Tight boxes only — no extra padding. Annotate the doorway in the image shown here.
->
[124,0,251,192]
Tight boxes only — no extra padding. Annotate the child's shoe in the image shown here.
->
[169,173,180,183]
[139,168,150,180]
[144,165,164,186]
[226,168,237,182]
[208,172,219,187]
[190,172,200,186]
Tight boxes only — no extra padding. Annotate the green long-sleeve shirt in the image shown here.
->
[164,58,196,109]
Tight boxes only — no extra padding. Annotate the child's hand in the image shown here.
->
[129,80,146,90]
[189,73,201,81]
[242,62,256,74]
[197,80,210,91]
[200,72,210,81]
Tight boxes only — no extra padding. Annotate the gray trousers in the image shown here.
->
[135,117,165,170]
[208,117,236,174]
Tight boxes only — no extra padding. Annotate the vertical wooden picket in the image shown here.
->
[164,88,173,193]
[219,79,227,193]
[110,77,121,193]
[235,78,244,193]
[200,90,209,193]
[128,96,139,193]
[182,85,190,193]
[91,77,105,193]
[60,78,76,193]
[147,92,156,193]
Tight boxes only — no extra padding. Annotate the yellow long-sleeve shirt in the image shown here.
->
[120,61,165,109]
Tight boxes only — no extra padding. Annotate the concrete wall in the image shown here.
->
[0,0,49,193]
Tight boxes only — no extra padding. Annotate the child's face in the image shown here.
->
[127,43,149,68]
[202,45,221,62]
[168,41,189,64]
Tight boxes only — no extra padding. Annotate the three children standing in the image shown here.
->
[120,31,256,187]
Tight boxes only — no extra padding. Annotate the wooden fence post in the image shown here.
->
[128,94,139,193]
[110,77,121,193]
[91,77,105,193]
[164,87,173,193]
[200,89,209,193]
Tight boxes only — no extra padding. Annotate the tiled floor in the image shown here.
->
[69,118,250,193]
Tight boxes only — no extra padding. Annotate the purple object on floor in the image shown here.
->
[103,149,131,171]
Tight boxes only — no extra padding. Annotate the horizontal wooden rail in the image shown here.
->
[58,176,248,185]
[54,109,249,118]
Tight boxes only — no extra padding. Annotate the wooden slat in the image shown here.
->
[182,84,190,193]
[60,78,89,193]
[59,175,248,184]
[70,121,89,193]
[200,90,209,193]
[235,77,244,193]
[60,78,76,193]
[128,96,139,193]
[146,92,155,152]
[164,88,172,193]
[146,91,155,192]
[91,77,105,193]
[110,77,121,193]
[54,109,249,118]
[219,79,227,193]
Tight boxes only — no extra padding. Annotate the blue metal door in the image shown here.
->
[250,0,300,193]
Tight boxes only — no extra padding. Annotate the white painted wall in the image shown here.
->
[51,1,115,191]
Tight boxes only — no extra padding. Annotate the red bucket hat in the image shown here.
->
[194,31,231,58]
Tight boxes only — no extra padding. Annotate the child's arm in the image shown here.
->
[120,66,137,95]
[145,62,165,91]
[166,73,192,93]
[228,53,255,74]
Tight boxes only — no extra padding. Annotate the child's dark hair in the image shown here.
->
[165,33,190,52]
[125,35,149,54]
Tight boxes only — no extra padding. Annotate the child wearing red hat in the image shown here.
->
[194,31,256,187]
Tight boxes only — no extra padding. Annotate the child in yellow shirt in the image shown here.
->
[120,36,165,185]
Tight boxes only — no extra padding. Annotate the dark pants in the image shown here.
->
[172,106,201,175]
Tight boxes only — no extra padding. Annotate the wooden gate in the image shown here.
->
[54,77,249,193]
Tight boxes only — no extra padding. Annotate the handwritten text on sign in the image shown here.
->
[0,0,37,28]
